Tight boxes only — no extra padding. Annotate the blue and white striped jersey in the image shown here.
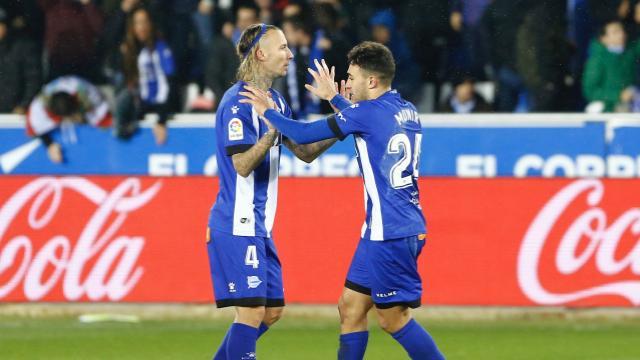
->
[209,81,291,238]
[138,40,174,104]
[327,90,426,241]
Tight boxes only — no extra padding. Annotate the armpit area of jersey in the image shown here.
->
[225,144,253,156]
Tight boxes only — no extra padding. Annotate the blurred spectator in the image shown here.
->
[3,0,44,43]
[449,0,491,80]
[101,0,142,87]
[255,0,276,24]
[230,3,260,45]
[0,7,42,114]
[38,0,104,82]
[481,0,535,112]
[276,15,348,117]
[311,1,351,79]
[26,76,112,163]
[163,0,214,90]
[588,0,631,29]
[400,0,450,86]
[625,0,640,41]
[369,9,422,103]
[516,2,573,111]
[115,7,175,144]
[439,74,492,113]
[583,19,640,112]
[204,4,258,109]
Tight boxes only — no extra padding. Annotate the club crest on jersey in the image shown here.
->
[228,118,243,140]
[247,276,262,289]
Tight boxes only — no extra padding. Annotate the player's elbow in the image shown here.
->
[236,167,252,177]
[297,153,316,163]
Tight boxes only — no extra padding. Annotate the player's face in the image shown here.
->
[345,65,369,102]
[259,29,294,79]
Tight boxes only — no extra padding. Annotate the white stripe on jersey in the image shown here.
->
[232,107,261,236]
[355,136,384,240]
[138,53,149,101]
[152,51,169,103]
[361,184,368,237]
[265,146,279,236]
[233,173,256,236]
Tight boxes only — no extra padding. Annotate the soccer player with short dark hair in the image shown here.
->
[206,23,337,359]
[240,41,445,360]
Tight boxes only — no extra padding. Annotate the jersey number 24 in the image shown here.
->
[387,133,422,189]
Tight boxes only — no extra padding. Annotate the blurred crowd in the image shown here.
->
[2,0,640,137]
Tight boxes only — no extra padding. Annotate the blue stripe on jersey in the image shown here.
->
[209,82,292,238]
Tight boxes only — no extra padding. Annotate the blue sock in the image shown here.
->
[391,319,445,360]
[338,331,369,360]
[212,328,231,360]
[257,322,269,338]
[225,323,258,360]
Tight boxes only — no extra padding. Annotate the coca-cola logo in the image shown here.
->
[0,177,161,301]
[518,179,640,305]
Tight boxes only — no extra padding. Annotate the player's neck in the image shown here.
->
[246,74,273,91]
[368,86,392,100]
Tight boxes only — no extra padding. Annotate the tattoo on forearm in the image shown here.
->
[232,130,278,175]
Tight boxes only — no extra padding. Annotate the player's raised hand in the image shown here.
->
[305,58,339,101]
[239,85,274,117]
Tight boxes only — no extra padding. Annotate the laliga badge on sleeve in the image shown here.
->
[228,118,244,140]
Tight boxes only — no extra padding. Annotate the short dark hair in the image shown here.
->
[48,92,79,116]
[347,41,395,85]
[282,15,313,36]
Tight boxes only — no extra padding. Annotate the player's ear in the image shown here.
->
[256,47,266,61]
[368,76,377,89]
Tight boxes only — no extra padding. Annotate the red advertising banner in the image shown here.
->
[0,177,639,307]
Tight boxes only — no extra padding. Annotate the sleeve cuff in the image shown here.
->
[327,115,346,141]
[329,94,352,111]
[39,133,53,147]
[226,144,253,156]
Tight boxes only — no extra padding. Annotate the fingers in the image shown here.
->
[321,59,332,79]
[307,67,321,83]
[304,83,320,97]
[330,65,335,81]
[239,91,258,100]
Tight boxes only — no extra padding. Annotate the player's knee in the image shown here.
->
[236,306,266,327]
[376,307,410,334]
[262,307,284,326]
[338,297,366,326]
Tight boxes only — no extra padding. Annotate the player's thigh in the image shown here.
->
[207,230,268,306]
[264,237,285,306]
[344,237,372,295]
[366,236,425,309]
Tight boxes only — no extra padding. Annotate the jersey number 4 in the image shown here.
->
[387,133,422,189]
[245,245,259,269]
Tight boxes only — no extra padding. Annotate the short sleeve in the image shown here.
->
[326,102,371,140]
[220,101,258,156]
